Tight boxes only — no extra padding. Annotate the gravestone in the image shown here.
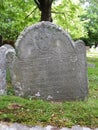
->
[0,44,15,95]
[11,21,88,101]
[86,46,90,52]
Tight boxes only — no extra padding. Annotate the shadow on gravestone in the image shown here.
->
[0,44,15,95]
[10,21,88,101]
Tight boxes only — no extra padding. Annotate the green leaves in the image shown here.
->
[52,0,87,39]
[0,0,39,40]
[0,0,96,43]
[80,0,98,46]
[0,0,4,9]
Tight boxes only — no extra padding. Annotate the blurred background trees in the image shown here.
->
[80,0,98,47]
[0,0,97,47]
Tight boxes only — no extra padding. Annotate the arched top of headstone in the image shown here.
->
[16,21,74,47]
[75,40,86,54]
[15,21,76,59]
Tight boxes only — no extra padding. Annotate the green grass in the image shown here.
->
[0,52,98,128]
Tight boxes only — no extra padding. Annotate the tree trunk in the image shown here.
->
[41,1,52,21]
[0,35,3,47]
[34,0,53,22]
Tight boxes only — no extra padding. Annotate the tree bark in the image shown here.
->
[34,0,53,22]
[0,35,3,47]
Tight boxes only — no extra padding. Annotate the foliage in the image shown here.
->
[0,0,87,40]
[53,0,87,39]
[0,0,40,40]
[80,0,98,46]
[0,52,98,128]
[0,0,97,46]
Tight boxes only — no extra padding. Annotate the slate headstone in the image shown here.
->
[11,21,88,101]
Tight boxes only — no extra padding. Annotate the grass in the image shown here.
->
[0,51,98,128]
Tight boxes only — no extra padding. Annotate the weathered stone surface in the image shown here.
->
[0,123,96,130]
[0,46,6,95]
[11,123,29,130]
[0,45,15,95]
[72,126,91,130]
[11,21,88,101]
[5,44,16,77]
